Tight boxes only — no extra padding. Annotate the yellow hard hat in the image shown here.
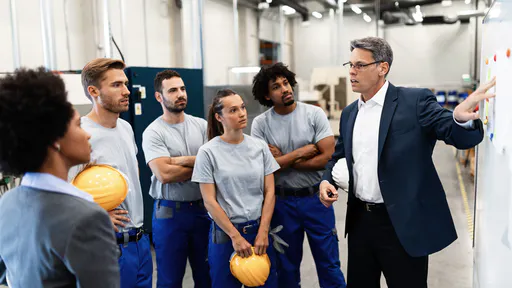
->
[71,164,128,211]
[229,247,271,287]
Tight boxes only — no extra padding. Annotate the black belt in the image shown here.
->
[156,199,205,210]
[354,198,386,212]
[116,228,144,245]
[276,183,320,197]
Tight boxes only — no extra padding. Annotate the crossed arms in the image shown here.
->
[148,156,196,184]
[269,136,335,172]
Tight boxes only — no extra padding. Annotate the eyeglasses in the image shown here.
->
[343,61,383,71]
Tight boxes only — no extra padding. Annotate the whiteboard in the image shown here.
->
[474,1,512,287]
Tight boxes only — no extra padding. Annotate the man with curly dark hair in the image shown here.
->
[70,58,153,287]
[0,67,120,287]
[251,62,346,288]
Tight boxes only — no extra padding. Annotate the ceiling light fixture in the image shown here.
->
[363,13,371,22]
[312,11,323,19]
[351,4,362,14]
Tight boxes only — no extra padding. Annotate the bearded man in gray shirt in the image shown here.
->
[142,70,211,288]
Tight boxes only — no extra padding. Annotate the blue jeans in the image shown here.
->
[116,229,153,288]
[152,199,211,288]
[208,220,278,288]
[272,193,346,288]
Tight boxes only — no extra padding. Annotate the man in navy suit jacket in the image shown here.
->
[319,37,496,288]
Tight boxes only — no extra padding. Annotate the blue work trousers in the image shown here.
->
[152,199,211,288]
[272,193,346,288]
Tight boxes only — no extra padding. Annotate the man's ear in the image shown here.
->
[380,63,390,77]
[155,92,163,103]
[87,85,100,99]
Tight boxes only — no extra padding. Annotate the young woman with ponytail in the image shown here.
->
[192,89,280,288]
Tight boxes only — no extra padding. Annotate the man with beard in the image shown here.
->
[251,63,346,288]
[141,70,211,288]
[73,58,153,288]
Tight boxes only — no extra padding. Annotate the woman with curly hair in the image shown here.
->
[0,67,120,287]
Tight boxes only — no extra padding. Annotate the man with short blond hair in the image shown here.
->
[71,58,153,288]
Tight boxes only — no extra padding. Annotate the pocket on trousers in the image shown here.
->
[212,225,230,244]
[155,205,174,219]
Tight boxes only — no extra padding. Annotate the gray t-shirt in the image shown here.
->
[251,102,333,189]
[142,114,207,201]
[69,117,144,232]
[191,135,280,224]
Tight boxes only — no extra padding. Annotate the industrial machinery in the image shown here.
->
[298,66,358,119]
[298,66,359,136]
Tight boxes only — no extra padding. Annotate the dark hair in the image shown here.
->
[0,67,74,175]
[252,62,297,107]
[207,89,238,140]
[154,70,181,94]
[81,58,126,101]
[350,37,393,75]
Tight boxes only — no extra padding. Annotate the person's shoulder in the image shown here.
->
[252,109,273,132]
[80,116,97,130]
[75,200,109,221]
[394,84,432,99]
[299,101,329,117]
[0,186,23,210]
[198,137,219,152]
[253,107,273,122]
[66,200,111,239]
[117,118,133,129]
[298,101,322,112]
[185,114,208,128]
[346,99,359,110]
[117,118,136,137]
[143,117,163,135]
[245,134,267,148]
[186,114,207,124]
[339,100,359,121]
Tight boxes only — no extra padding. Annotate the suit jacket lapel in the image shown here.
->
[346,105,359,168]
[378,83,398,161]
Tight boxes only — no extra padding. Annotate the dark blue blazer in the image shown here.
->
[322,83,483,257]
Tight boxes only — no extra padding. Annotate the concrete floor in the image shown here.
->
[0,142,474,288]
[153,142,476,288]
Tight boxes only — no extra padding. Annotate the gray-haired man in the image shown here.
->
[320,36,494,287]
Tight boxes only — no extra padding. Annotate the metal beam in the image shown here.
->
[271,0,309,21]
[9,0,20,69]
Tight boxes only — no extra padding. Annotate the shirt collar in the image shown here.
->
[21,172,94,202]
[358,80,389,109]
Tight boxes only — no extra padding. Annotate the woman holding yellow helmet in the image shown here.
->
[192,89,280,288]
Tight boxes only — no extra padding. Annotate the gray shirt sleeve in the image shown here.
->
[202,120,208,144]
[313,108,334,143]
[64,208,120,288]
[251,117,265,141]
[192,148,215,184]
[262,141,280,175]
[142,128,169,164]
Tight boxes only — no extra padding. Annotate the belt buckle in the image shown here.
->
[365,203,371,212]
[242,225,251,234]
